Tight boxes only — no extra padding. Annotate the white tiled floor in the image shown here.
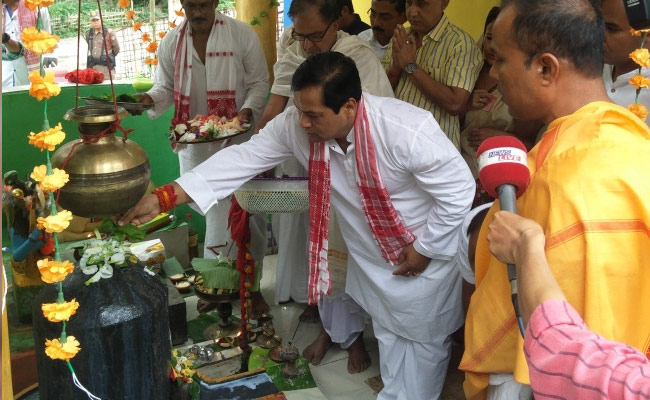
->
[184,253,466,399]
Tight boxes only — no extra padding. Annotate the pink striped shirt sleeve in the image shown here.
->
[524,299,650,400]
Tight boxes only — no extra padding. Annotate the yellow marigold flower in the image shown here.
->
[125,10,136,21]
[28,123,66,151]
[24,0,55,11]
[42,299,80,322]
[21,27,58,55]
[28,70,60,101]
[158,31,166,39]
[45,336,81,362]
[141,33,151,42]
[118,0,130,8]
[37,210,73,234]
[175,9,185,17]
[169,21,177,29]
[630,48,650,68]
[629,74,650,90]
[628,103,649,121]
[133,22,143,32]
[30,165,48,182]
[37,259,75,284]
[146,41,158,53]
[40,169,69,192]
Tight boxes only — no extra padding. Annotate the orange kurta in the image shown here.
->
[460,101,650,399]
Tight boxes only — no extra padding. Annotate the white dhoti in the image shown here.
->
[319,208,368,347]
[487,374,532,400]
[178,139,267,263]
[273,157,309,304]
[373,321,452,400]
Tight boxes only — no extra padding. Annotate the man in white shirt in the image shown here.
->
[602,0,650,125]
[120,52,474,400]
[357,0,406,60]
[134,0,269,311]
[2,0,51,88]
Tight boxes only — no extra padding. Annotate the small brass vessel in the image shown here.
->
[51,106,150,217]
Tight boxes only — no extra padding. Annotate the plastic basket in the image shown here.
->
[234,177,309,214]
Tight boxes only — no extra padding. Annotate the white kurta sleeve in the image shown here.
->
[146,32,176,119]
[176,110,298,214]
[407,118,475,260]
[237,26,270,120]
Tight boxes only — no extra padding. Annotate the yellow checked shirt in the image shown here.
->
[382,14,481,149]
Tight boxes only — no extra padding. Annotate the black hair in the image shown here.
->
[500,0,604,78]
[484,6,500,34]
[337,0,354,13]
[291,52,362,114]
[375,0,406,14]
[288,0,342,24]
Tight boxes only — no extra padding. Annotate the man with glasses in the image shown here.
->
[134,0,270,313]
[383,0,481,150]
[255,0,393,376]
[358,0,407,60]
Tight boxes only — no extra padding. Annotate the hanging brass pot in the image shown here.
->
[51,106,150,218]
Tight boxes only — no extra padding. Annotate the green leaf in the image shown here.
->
[251,17,260,25]
[189,381,201,399]
[270,0,280,7]
[260,11,268,17]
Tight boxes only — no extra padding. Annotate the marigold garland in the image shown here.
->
[630,48,650,68]
[37,259,75,284]
[144,57,158,66]
[133,22,143,32]
[37,210,73,233]
[118,0,130,9]
[628,31,650,122]
[169,21,177,29]
[42,299,80,322]
[27,123,66,151]
[125,10,136,21]
[141,32,151,43]
[28,70,60,101]
[24,0,54,11]
[21,27,58,55]
[175,10,185,17]
[628,103,649,120]
[146,41,158,53]
[45,336,81,362]
[158,31,166,39]
[31,166,69,192]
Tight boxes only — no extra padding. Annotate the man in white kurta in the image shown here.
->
[141,10,269,264]
[121,53,473,398]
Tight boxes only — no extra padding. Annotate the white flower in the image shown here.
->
[179,132,195,142]
[174,123,187,134]
[190,120,202,128]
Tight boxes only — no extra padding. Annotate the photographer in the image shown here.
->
[85,11,119,78]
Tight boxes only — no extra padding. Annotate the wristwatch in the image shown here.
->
[2,33,10,44]
[405,62,417,74]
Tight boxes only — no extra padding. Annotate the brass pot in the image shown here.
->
[51,106,150,217]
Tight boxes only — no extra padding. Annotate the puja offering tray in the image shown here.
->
[234,177,309,214]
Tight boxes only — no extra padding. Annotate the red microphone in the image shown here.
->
[476,136,530,212]
[476,136,531,336]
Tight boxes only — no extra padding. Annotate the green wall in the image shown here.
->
[1,84,206,242]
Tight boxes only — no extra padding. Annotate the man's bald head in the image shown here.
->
[501,0,604,78]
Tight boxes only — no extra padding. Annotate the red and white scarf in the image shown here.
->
[307,96,416,304]
[171,14,237,127]
[2,2,39,70]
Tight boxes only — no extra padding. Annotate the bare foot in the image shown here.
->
[302,329,332,366]
[298,304,320,323]
[346,333,371,373]
[250,290,269,318]
[197,299,218,313]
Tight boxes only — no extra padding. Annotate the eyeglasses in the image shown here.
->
[367,8,397,23]
[291,20,335,42]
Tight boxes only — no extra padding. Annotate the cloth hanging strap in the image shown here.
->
[307,96,416,304]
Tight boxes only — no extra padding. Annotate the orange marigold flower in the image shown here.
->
[629,74,650,90]
[37,210,73,234]
[628,103,649,121]
[146,41,158,53]
[630,48,650,68]
[141,33,151,42]
[125,10,136,21]
[37,259,75,284]
[45,336,81,362]
[28,123,66,151]
[175,9,185,17]
[24,0,55,11]
[144,57,159,66]
[42,299,80,322]
[21,27,58,55]
[28,70,60,101]
[30,166,69,192]
[169,21,177,29]
[133,22,143,32]
[118,0,130,9]
[158,31,166,39]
